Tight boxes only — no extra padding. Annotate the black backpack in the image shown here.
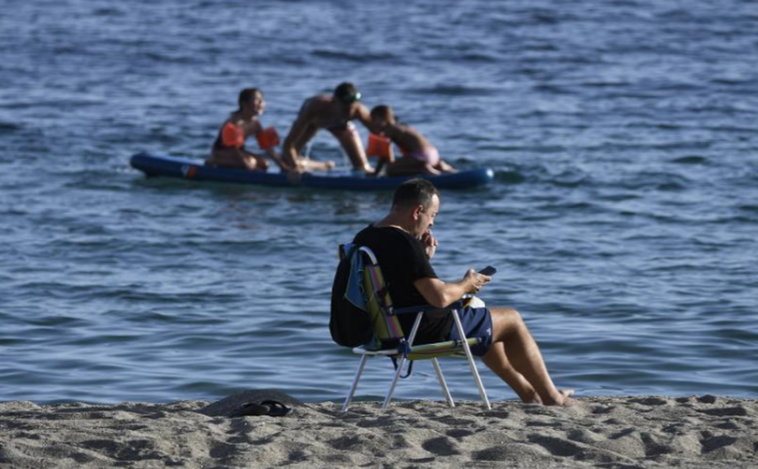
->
[329,246,373,347]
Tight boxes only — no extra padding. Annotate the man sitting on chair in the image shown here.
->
[350,178,576,406]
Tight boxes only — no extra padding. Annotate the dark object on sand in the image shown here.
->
[231,400,292,418]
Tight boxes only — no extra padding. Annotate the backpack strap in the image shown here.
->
[338,243,351,261]
[391,355,414,379]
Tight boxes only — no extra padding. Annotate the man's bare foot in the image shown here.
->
[535,389,577,406]
[424,165,442,176]
[353,164,374,175]
[521,391,543,405]
[551,389,578,406]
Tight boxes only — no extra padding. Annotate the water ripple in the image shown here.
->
[1,0,758,404]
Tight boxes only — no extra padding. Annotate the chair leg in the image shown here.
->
[432,357,455,408]
[452,310,492,410]
[342,355,370,412]
[381,312,423,410]
[382,356,407,409]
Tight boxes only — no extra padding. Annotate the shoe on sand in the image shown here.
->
[259,400,291,417]
[231,400,291,418]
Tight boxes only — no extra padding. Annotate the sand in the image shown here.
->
[0,390,756,468]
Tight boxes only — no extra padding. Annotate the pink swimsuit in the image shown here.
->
[405,146,440,166]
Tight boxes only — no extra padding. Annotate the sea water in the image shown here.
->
[1,0,757,403]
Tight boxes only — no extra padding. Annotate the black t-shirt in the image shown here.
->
[353,225,453,344]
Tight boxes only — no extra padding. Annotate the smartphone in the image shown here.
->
[478,266,497,276]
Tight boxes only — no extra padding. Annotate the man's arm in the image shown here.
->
[281,107,314,170]
[413,270,491,308]
[265,149,290,171]
[354,104,378,134]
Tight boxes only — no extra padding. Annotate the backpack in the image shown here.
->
[329,245,373,347]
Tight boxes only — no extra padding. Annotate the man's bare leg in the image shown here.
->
[482,341,542,403]
[301,159,335,171]
[331,126,372,173]
[289,125,335,171]
[285,125,321,170]
[485,307,575,406]
[207,148,266,171]
[422,163,443,176]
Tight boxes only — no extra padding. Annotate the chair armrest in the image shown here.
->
[393,300,465,316]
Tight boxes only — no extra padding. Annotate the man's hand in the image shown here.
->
[464,269,491,295]
[267,149,291,172]
[420,230,438,259]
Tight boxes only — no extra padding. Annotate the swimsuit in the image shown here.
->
[448,306,493,357]
[403,146,440,166]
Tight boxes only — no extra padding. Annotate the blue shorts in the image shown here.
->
[448,307,493,357]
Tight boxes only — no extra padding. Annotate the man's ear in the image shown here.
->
[412,204,424,220]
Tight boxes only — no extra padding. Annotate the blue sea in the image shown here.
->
[1,0,757,404]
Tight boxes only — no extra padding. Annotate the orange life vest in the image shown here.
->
[366,133,392,160]
[221,122,245,148]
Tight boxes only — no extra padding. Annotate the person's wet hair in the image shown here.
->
[370,105,394,121]
[392,178,440,209]
[238,88,262,111]
[334,82,361,103]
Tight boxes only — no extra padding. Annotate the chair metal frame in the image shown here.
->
[341,246,491,411]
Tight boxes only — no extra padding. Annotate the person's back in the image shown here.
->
[369,105,455,176]
[299,94,355,130]
[381,122,429,155]
[353,225,452,344]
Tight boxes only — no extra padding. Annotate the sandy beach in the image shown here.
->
[0,390,756,468]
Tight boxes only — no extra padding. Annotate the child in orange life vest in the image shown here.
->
[206,88,288,171]
[367,105,456,176]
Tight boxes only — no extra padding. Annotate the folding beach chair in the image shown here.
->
[339,244,491,411]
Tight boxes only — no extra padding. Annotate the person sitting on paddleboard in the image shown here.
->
[367,105,456,177]
[281,82,374,174]
[206,88,288,171]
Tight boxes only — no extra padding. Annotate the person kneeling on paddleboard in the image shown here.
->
[206,88,288,171]
[367,105,456,177]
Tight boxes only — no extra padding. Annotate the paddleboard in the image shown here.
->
[130,153,494,191]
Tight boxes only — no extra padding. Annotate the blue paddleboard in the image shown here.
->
[130,153,494,191]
